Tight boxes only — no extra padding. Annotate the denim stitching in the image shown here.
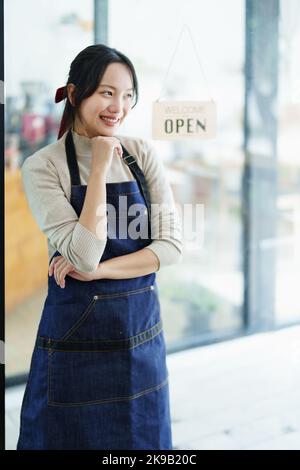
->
[92,284,154,300]
[48,376,169,407]
[39,318,162,345]
[48,285,155,355]
[18,340,39,446]
[38,320,163,352]
[47,298,96,357]
[47,325,166,406]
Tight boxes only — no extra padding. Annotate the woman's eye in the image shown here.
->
[101,91,133,98]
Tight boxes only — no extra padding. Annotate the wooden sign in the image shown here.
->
[152,100,216,140]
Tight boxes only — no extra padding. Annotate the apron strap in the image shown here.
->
[121,150,152,237]
[65,129,82,186]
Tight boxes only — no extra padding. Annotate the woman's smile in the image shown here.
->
[99,115,121,126]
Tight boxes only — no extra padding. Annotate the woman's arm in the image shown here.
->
[78,137,123,240]
[50,248,159,286]
[21,136,123,274]
[95,247,159,280]
[21,155,107,274]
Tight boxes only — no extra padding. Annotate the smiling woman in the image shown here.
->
[17,44,183,451]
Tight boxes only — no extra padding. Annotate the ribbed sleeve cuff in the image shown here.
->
[70,222,107,272]
[146,240,183,270]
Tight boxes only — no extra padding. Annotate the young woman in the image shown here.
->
[17,44,183,450]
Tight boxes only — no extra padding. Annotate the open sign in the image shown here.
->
[152,100,216,140]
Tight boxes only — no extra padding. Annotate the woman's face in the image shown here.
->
[69,62,135,138]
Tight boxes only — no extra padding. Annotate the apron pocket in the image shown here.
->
[46,320,169,406]
[38,284,158,342]
[60,284,160,342]
[37,299,97,341]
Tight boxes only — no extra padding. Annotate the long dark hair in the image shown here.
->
[58,44,139,138]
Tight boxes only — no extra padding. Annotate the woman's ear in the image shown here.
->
[67,83,76,106]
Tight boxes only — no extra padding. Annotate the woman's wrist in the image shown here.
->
[89,163,108,179]
[93,262,105,280]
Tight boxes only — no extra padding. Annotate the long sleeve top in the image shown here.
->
[20,128,183,273]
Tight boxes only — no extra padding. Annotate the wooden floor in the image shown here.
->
[5,325,300,450]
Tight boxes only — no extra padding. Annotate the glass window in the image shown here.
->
[110,0,245,346]
[5,0,93,378]
[5,0,300,382]
[276,0,300,324]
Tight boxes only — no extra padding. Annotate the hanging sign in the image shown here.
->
[152,100,216,140]
[152,24,217,141]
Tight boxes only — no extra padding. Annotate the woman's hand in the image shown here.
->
[67,270,96,282]
[48,255,97,287]
[68,263,104,282]
[91,136,123,174]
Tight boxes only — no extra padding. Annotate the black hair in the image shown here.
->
[59,44,138,136]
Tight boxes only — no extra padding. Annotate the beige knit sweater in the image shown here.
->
[20,129,183,273]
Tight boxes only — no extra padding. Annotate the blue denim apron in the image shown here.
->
[17,130,173,450]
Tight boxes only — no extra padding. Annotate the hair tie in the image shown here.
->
[55,86,67,103]
[54,86,68,139]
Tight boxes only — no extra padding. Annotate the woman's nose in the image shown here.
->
[108,95,125,113]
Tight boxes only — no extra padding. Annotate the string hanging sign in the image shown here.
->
[152,24,216,140]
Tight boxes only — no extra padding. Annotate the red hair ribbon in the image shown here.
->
[55,86,68,139]
[55,86,66,103]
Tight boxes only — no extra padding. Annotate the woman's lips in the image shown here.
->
[99,116,120,127]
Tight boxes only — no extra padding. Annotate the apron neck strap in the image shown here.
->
[65,129,82,186]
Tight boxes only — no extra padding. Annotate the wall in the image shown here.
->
[5,169,48,312]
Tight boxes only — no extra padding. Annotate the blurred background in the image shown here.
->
[4,0,300,450]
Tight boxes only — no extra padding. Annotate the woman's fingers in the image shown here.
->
[49,256,89,287]
[54,259,77,288]
[55,261,65,287]
[117,144,123,157]
[48,255,61,276]
[58,263,74,288]
[54,258,68,286]
[57,261,70,287]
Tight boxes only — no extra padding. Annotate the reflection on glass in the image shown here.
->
[276,0,300,323]
[5,0,93,378]
[110,0,245,346]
